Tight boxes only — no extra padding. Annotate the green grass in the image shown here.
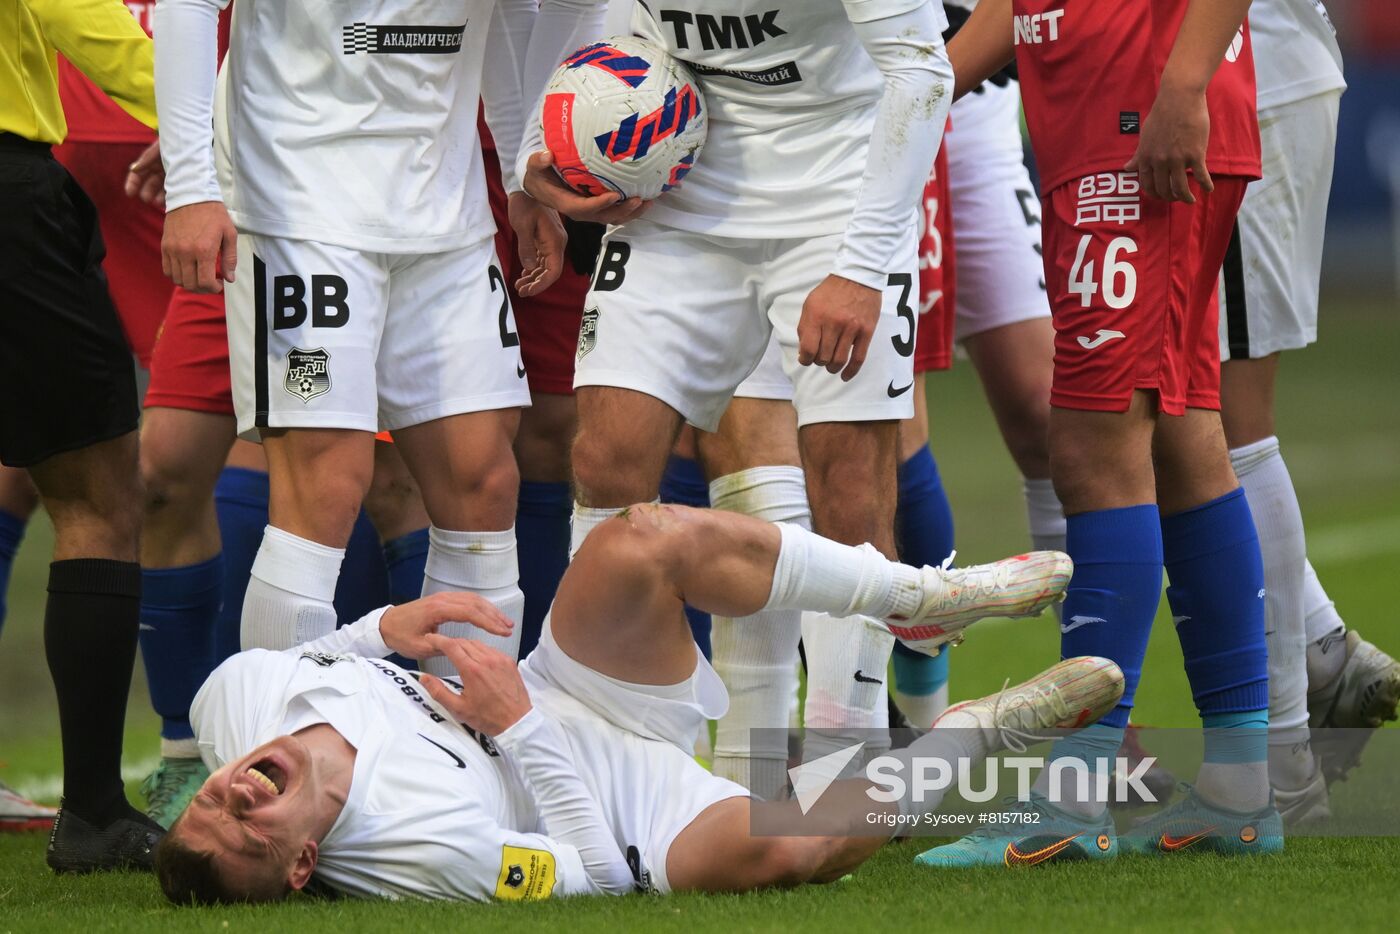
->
[2,298,1398,931]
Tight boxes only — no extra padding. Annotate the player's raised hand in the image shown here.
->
[378,592,515,660]
[162,201,239,293]
[420,635,532,735]
[521,150,648,226]
[508,191,567,297]
[124,140,165,209]
[1126,80,1213,203]
[797,274,882,381]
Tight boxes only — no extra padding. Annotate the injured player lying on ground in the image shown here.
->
[154,504,1122,904]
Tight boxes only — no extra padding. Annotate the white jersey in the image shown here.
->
[158,0,524,254]
[191,649,593,901]
[626,0,944,240]
[1248,0,1345,112]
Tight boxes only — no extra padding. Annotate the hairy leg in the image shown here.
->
[32,432,144,562]
[1151,408,1241,515]
[798,421,898,556]
[572,387,684,506]
[696,398,802,476]
[260,428,376,547]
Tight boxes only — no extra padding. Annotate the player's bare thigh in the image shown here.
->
[963,317,1056,479]
[260,427,376,547]
[896,374,930,462]
[393,410,520,531]
[549,504,778,684]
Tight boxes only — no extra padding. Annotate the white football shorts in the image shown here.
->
[1219,90,1341,360]
[227,233,530,437]
[574,220,919,431]
[520,620,747,894]
[945,80,1050,342]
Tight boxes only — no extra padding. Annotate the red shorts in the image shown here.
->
[144,288,234,415]
[482,147,588,397]
[915,140,956,374]
[51,140,172,368]
[1042,173,1246,415]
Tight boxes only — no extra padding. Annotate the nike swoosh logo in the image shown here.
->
[418,733,465,769]
[886,381,913,398]
[516,362,527,378]
[1159,828,1214,851]
[1004,834,1081,866]
[1077,329,1126,349]
[1060,615,1105,634]
[853,670,883,685]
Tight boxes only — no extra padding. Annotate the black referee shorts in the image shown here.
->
[0,133,139,468]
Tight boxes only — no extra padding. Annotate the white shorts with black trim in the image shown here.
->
[227,233,530,437]
[1219,90,1341,361]
[520,619,746,894]
[573,220,918,431]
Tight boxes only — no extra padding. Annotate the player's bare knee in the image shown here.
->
[572,428,661,505]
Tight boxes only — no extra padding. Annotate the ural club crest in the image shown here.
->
[285,347,331,402]
[576,306,599,360]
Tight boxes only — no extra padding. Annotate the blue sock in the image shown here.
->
[139,556,223,741]
[660,456,712,658]
[892,643,948,695]
[516,481,571,659]
[334,509,391,623]
[383,528,430,605]
[0,509,26,639]
[1202,710,1268,764]
[213,467,269,662]
[1060,504,1164,729]
[1161,488,1269,718]
[892,445,956,700]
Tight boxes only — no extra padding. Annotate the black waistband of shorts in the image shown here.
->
[0,132,53,156]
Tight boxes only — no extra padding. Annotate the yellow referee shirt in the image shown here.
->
[1,0,156,144]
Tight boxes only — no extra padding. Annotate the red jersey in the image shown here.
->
[58,2,231,144]
[1012,0,1262,193]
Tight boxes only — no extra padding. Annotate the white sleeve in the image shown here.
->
[480,0,537,194]
[492,708,636,895]
[153,0,229,211]
[514,0,609,189]
[279,607,394,660]
[834,0,953,291]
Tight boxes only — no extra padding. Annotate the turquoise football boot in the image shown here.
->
[914,795,1118,868]
[1119,785,1283,858]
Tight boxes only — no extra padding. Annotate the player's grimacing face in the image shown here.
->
[173,735,322,897]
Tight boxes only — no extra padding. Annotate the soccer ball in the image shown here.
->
[540,37,707,201]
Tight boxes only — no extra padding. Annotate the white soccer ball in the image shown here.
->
[540,36,707,201]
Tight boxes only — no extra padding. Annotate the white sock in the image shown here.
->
[890,721,987,820]
[764,523,922,622]
[1023,476,1067,554]
[569,502,636,559]
[708,467,808,799]
[160,737,200,760]
[894,682,948,731]
[420,526,524,675]
[1302,559,1348,688]
[801,612,896,775]
[1231,438,1310,756]
[1197,761,1271,813]
[241,525,344,650]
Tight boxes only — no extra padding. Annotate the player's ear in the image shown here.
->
[288,840,319,892]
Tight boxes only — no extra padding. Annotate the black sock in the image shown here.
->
[44,559,142,827]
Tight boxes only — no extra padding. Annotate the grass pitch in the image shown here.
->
[1,298,1398,932]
